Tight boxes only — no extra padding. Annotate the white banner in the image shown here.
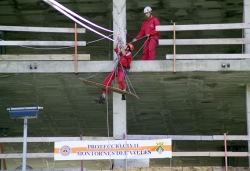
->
[54,139,172,160]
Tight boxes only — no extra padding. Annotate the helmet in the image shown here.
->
[127,43,134,51]
[144,6,152,13]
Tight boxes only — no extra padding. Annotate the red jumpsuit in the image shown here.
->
[135,16,160,60]
[102,48,132,93]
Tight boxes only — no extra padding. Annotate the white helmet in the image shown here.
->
[144,6,152,13]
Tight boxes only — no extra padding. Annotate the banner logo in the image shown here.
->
[156,142,164,154]
[60,145,71,156]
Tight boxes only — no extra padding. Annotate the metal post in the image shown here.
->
[244,0,250,54]
[80,134,84,171]
[22,117,28,171]
[124,133,127,171]
[224,132,228,171]
[74,23,78,74]
[244,0,250,164]
[171,21,177,74]
[246,84,250,166]
[113,0,127,167]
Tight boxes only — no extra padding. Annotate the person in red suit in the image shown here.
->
[95,38,134,104]
[132,6,160,60]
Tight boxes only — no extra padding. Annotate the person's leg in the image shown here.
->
[142,40,149,60]
[117,67,126,100]
[102,71,115,93]
[148,38,158,60]
[95,70,116,104]
[117,67,125,90]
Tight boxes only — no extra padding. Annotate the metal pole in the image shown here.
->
[74,23,78,74]
[80,134,84,171]
[22,117,28,171]
[124,133,127,171]
[246,84,250,166]
[244,0,250,54]
[171,21,177,74]
[224,132,228,171]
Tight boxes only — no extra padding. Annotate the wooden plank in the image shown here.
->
[209,152,250,157]
[127,135,214,140]
[166,54,250,60]
[159,38,250,45]
[80,79,139,99]
[0,153,53,158]
[114,167,249,171]
[173,152,250,157]
[156,23,250,31]
[0,54,90,61]
[127,135,250,141]
[0,169,85,171]
[0,152,249,158]
[173,152,210,157]
[0,25,86,33]
[0,41,86,46]
[5,168,250,171]
[2,135,250,143]
[0,137,114,143]
[213,135,250,141]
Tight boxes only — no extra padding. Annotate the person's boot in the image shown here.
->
[94,96,105,104]
[121,94,126,100]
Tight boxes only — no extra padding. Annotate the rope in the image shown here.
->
[124,70,131,93]
[105,90,113,169]
[105,4,126,168]
[86,34,113,45]
[47,0,113,33]
[113,2,126,15]
[104,61,119,170]
[45,0,114,42]
[113,2,126,41]
[132,37,149,59]
[121,65,137,95]
[82,59,118,80]
[125,72,137,95]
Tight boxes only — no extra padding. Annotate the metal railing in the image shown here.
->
[156,22,250,73]
[0,25,90,74]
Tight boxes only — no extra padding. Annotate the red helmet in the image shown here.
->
[127,43,134,51]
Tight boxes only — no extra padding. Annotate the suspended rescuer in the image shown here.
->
[95,38,134,104]
[132,6,160,60]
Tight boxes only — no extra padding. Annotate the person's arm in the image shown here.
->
[132,23,145,42]
[114,42,119,54]
[114,42,118,49]
[149,18,160,36]
[120,46,126,56]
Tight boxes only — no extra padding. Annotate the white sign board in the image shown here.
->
[54,139,172,160]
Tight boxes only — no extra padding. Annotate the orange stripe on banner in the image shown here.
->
[54,145,171,154]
